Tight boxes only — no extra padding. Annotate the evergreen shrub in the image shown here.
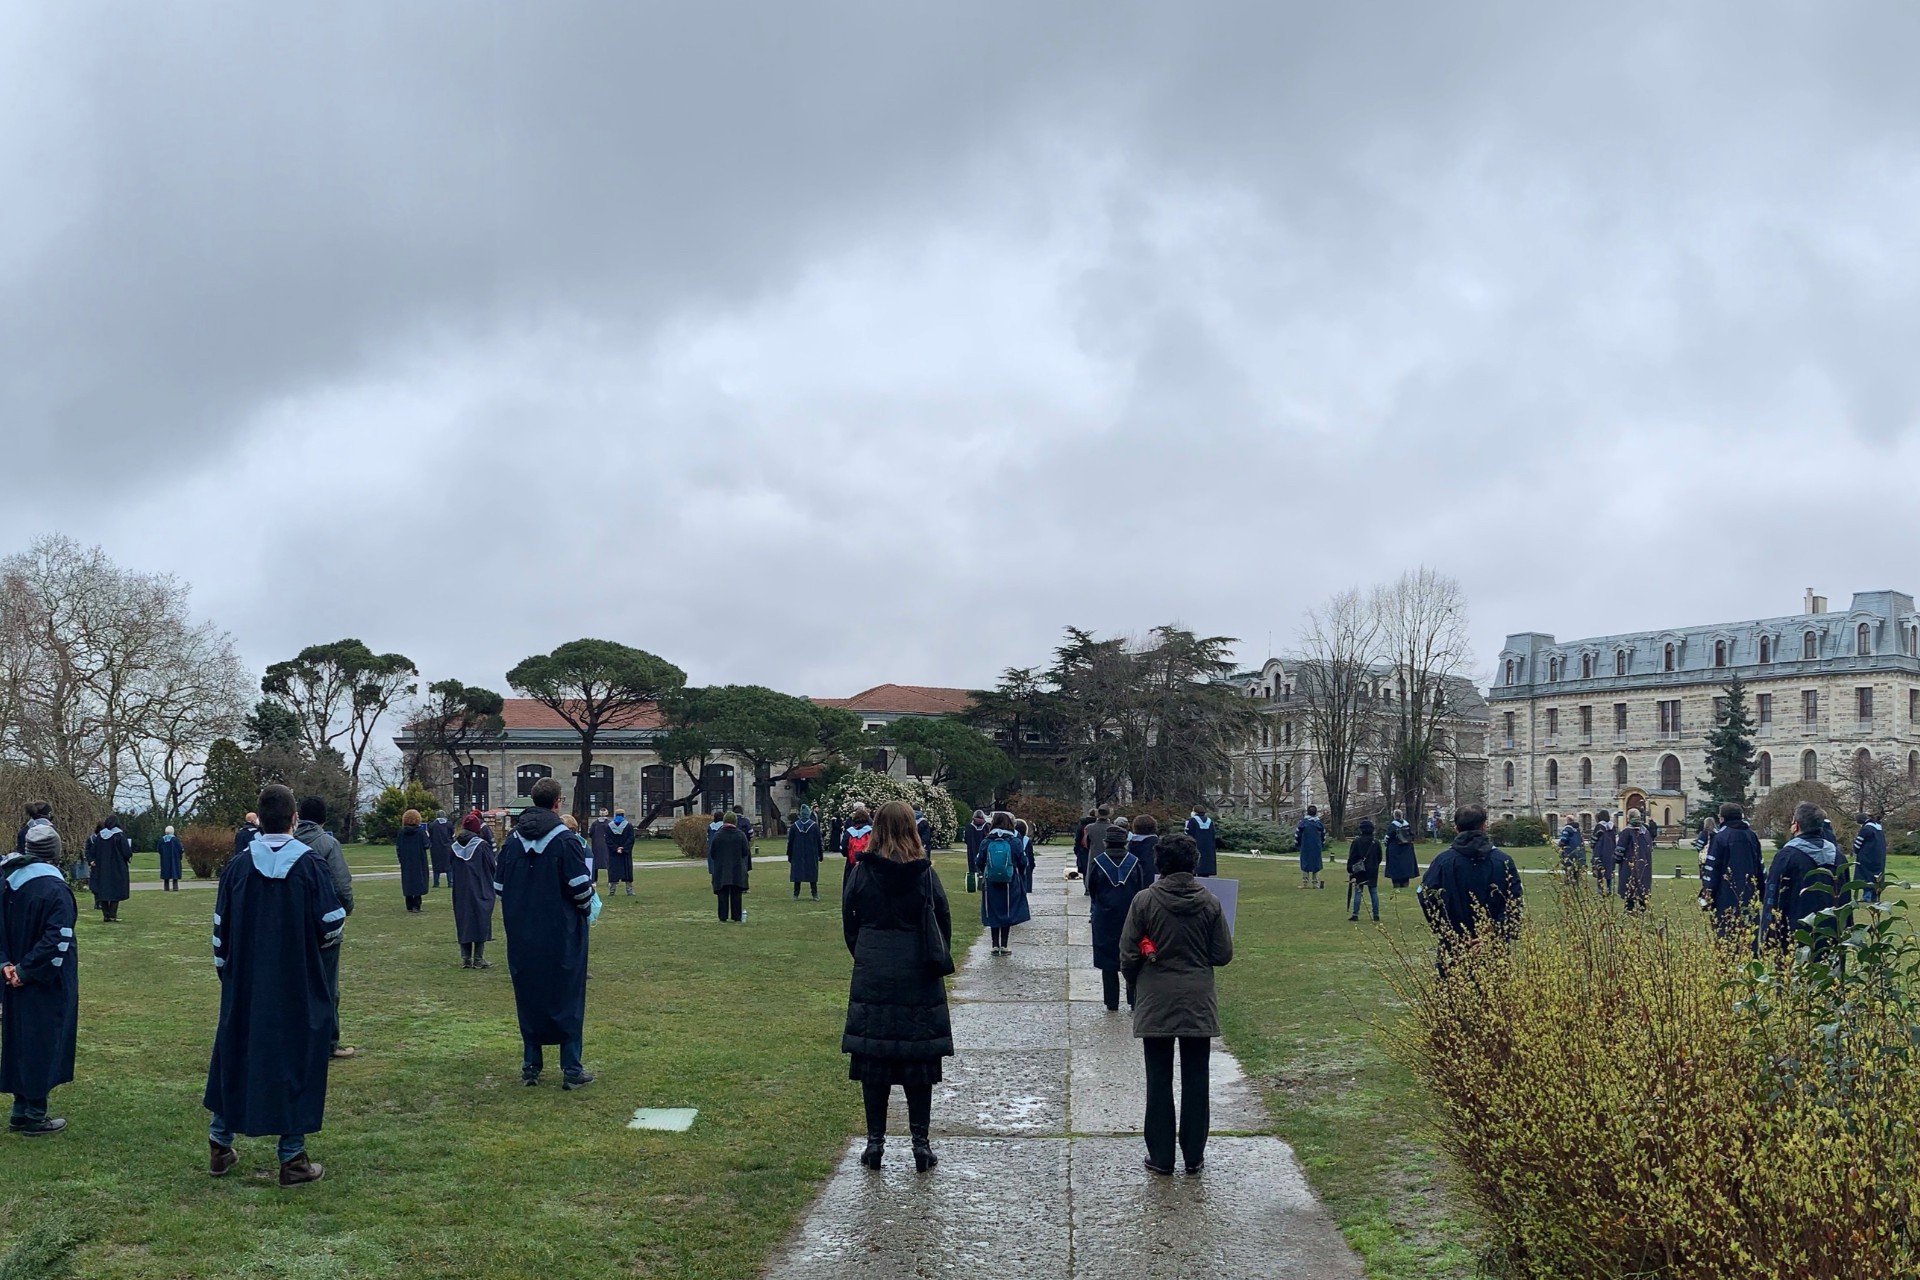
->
[670,813,709,859]
[1213,816,1287,852]
[1488,815,1548,846]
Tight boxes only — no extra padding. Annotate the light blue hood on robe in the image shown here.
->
[6,861,63,891]
[249,835,312,879]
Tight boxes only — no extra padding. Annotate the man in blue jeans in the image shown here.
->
[204,784,345,1186]
[497,777,595,1089]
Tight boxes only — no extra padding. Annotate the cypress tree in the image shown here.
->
[1696,675,1758,810]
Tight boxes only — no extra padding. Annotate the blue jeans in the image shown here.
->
[209,1115,304,1163]
[9,1097,47,1123]
[523,1036,584,1080]
[1349,882,1379,919]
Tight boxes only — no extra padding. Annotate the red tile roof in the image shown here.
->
[497,699,664,731]
[815,684,976,716]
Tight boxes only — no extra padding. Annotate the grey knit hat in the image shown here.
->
[24,821,61,859]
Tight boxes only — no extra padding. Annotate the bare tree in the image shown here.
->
[124,621,250,815]
[1373,568,1473,824]
[1830,750,1920,824]
[1296,588,1384,839]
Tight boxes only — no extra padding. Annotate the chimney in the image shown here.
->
[1804,589,1828,615]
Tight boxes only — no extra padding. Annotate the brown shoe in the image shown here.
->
[279,1153,325,1187]
[209,1142,237,1177]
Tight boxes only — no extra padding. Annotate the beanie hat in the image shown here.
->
[25,821,61,857]
[462,812,484,835]
[1104,823,1130,849]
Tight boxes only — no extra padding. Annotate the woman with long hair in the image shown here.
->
[395,809,431,913]
[842,799,953,1172]
[974,809,1032,955]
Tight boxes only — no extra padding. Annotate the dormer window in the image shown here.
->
[1548,657,1560,681]
[1858,623,1872,657]
[1759,636,1771,664]
[1505,660,1515,685]
[1581,653,1593,679]
[1663,643,1676,672]
[1804,631,1818,660]
[1714,640,1727,668]
[1615,651,1627,677]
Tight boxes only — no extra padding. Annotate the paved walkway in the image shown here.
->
[764,851,1362,1280]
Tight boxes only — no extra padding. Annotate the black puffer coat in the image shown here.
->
[841,853,954,1062]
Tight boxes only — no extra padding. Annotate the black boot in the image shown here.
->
[911,1131,938,1172]
[860,1136,884,1169]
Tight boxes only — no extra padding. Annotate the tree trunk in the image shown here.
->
[573,734,596,822]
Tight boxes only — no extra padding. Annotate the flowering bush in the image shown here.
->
[814,773,957,846]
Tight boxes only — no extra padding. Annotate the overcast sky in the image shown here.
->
[5,3,1918,699]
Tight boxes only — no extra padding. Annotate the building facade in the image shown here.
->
[1222,657,1490,823]
[1489,590,1920,832]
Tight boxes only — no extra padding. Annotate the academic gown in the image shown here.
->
[604,820,636,884]
[589,818,611,877]
[1384,820,1419,883]
[786,819,824,884]
[395,826,431,897]
[973,828,1032,928]
[1088,849,1150,972]
[1296,817,1326,875]
[88,827,132,903]
[1185,817,1219,877]
[203,838,345,1137]
[448,836,497,944]
[0,862,77,1100]
[497,810,593,1046]
[428,819,455,881]
[157,834,185,881]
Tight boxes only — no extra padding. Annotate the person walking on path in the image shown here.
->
[1556,817,1587,884]
[1852,812,1888,903]
[1616,810,1654,914]
[1073,809,1096,877]
[204,784,345,1187]
[962,810,988,887]
[1384,809,1418,888]
[1128,816,1159,880]
[1346,819,1383,923]
[395,811,430,913]
[427,814,455,891]
[497,777,595,1089]
[294,798,356,1061]
[588,813,611,889]
[710,813,752,923]
[1090,822,1150,1011]
[1418,805,1523,953]
[786,805,825,900]
[1184,806,1218,877]
[841,799,953,1173]
[1760,802,1849,954]
[88,817,131,923]
[974,810,1032,955]
[157,825,185,892]
[1700,802,1764,942]
[449,817,497,968]
[1296,807,1326,889]
[603,809,636,897]
[1080,806,1114,890]
[1120,833,1233,1177]
[1015,819,1037,892]
[1590,811,1617,897]
[0,822,78,1136]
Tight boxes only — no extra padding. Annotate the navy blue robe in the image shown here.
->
[88,827,132,903]
[1185,816,1218,876]
[1297,817,1326,874]
[497,811,593,1046]
[449,836,497,944]
[428,818,455,880]
[604,819,636,884]
[786,819,824,884]
[0,862,78,1099]
[1088,849,1150,972]
[203,837,345,1136]
[157,834,184,881]
[1384,819,1419,883]
[395,826,431,897]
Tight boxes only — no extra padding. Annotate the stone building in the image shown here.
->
[1489,589,1920,832]
[1222,657,1490,824]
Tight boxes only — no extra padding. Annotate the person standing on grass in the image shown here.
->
[787,804,825,900]
[1760,802,1849,955]
[963,809,989,879]
[842,799,953,1173]
[156,825,185,891]
[449,816,497,969]
[1590,811,1617,897]
[1296,806,1326,889]
[204,784,345,1187]
[1120,832,1232,1177]
[1616,809,1654,914]
[1556,816,1586,884]
[231,812,259,860]
[709,812,751,923]
[588,811,611,889]
[498,777,595,1089]
[1090,822,1150,1012]
[975,809,1031,955]
[839,806,874,868]
[1384,809,1418,888]
[395,810,430,913]
[1185,805,1218,877]
[88,816,131,923]
[915,807,933,857]
[426,813,454,891]
[1346,819,1383,923]
[294,798,356,1062]
[1852,811,1887,903]
[1700,802,1763,942]
[604,809,636,897]
[0,822,78,1137]
[1418,805,1523,951]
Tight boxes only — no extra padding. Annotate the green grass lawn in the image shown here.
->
[0,846,979,1279]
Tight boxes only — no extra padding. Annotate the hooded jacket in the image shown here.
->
[1615,822,1654,902]
[840,852,953,1061]
[1701,816,1763,920]
[1419,831,1523,938]
[1762,834,1849,951]
[1119,872,1234,1038]
[295,818,354,916]
[1346,826,1383,884]
[1852,820,1887,882]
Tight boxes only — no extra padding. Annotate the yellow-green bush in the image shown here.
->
[671,813,709,860]
[1387,885,1920,1279]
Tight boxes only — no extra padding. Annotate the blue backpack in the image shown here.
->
[984,832,1016,885]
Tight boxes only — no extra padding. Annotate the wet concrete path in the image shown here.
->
[764,851,1363,1279]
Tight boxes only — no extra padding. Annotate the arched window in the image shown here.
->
[515,763,552,796]
[1580,757,1593,786]
[1581,654,1593,679]
[1804,631,1818,660]
[1549,657,1560,681]
[1505,660,1514,685]
[1663,643,1676,672]
[1910,628,1918,657]
[1714,640,1727,667]
[1759,635,1772,664]
[641,764,674,817]
[1659,754,1681,790]
[1801,750,1819,783]
[1614,756,1628,786]
[1616,651,1628,676]
[1856,748,1873,773]
[1858,623,1873,656]
[1356,765,1370,793]
[1757,751,1772,787]
[1910,752,1918,787]
[1546,760,1559,795]
[1503,761,1515,789]
[702,762,737,812]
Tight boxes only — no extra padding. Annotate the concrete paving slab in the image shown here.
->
[949,1000,1069,1052]
[1067,965,1110,1004]
[1066,1004,1265,1135]
[897,1047,1068,1136]
[1069,1137,1365,1279]
[954,959,1068,1003]
[763,1138,1072,1280]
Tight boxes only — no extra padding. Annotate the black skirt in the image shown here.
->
[847,1054,944,1086]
